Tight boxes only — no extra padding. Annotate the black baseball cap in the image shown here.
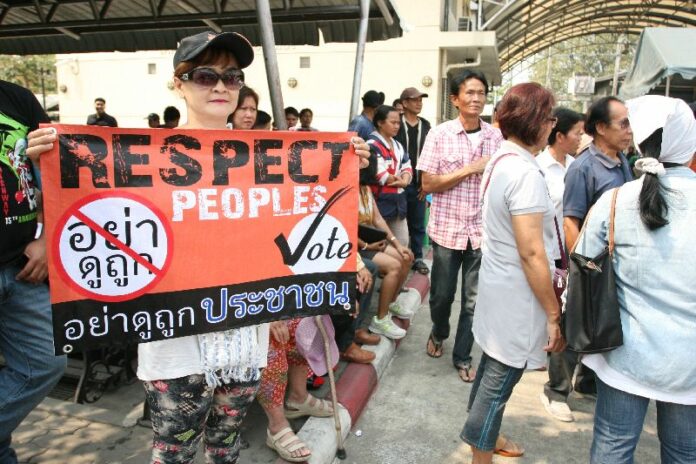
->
[173,31,254,69]
[362,90,385,108]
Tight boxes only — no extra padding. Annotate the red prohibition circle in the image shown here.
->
[52,191,174,302]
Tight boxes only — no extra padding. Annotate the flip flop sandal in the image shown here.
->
[266,427,311,463]
[412,260,430,275]
[494,435,525,458]
[457,364,476,383]
[284,394,334,419]
[426,332,443,358]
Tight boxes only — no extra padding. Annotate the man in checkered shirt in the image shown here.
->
[417,70,503,382]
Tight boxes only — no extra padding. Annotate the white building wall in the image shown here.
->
[55,1,464,130]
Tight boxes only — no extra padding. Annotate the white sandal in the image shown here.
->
[284,394,334,419]
[265,427,311,462]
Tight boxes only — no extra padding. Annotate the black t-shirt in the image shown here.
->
[406,123,419,166]
[0,80,49,264]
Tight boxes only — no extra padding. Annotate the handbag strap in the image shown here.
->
[608,187,618,256]
[483,152,566,268]
[481,153,517,198]
[553,216,567,270]
[571,187,620,256]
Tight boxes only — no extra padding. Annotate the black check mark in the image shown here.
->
[274,185,352,266]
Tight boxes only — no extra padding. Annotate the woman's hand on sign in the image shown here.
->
[16,235,48,283]
[351,137,370,162]
[26,127,57,165]
[270,321,290,344]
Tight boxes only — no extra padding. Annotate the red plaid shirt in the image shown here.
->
[417,118,503,250]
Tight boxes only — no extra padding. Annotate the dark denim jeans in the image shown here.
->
[0,262,67,464]
[405,184,426,260]
[461,352,524,451]
[591,378,696,464]
[333,257,378,351]
[429,240,481,367]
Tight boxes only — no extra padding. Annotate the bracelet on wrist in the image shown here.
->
[362,243,368,250]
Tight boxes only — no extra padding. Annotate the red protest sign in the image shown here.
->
[41,125,358,354]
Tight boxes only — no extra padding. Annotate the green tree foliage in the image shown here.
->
[0,54,57,94]
[528,34,635,110]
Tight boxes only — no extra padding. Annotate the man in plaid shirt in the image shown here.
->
[417,70,503,382]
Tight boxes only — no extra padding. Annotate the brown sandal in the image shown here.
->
[426,332,443,358]
[494,435,525,457]
[266,427,311,462]
[456,364,476,383]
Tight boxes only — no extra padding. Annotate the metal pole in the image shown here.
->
[477,0,483,31]
[544,48,552,88]
[255,0,287,129]
[611,39,622,96]
[349,0,370,121]
[665,75,671,96]
[39,67,47,110]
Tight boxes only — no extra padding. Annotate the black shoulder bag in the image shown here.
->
[564,188,623,354]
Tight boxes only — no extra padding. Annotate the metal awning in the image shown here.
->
[476,0,696,73]
[0,0,402,54]
[619,27,696,99]
[0,0,402,129]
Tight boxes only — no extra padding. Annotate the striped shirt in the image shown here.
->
[417,118,503,250]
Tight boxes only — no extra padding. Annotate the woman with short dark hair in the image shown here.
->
[367,105,414,250]
[228,85,259,129]
[461,83,566,464]
[579,95,696,463]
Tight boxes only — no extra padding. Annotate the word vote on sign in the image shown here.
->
[41,125,359,354]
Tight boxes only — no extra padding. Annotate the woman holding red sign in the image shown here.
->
[29,30,269,464]
[28,30,372,464]
[135,31,268,464]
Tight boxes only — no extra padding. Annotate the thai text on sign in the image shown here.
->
[41,125,358,354]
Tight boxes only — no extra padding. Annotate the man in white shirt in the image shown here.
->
[537,107,584,265]
[537,107,586,423]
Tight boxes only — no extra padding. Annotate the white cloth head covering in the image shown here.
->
[634,157,666,176]
[626,95,696,166]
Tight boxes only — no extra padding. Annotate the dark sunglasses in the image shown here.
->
[179,67,245,90]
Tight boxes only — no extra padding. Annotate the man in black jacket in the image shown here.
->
[394,87,431,274]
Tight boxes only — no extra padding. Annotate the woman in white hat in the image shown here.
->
[577,95,696,463]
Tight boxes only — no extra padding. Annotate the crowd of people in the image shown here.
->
[1,27,695,464]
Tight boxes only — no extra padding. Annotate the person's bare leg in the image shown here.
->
[471,448,494,464]
[383,246,411,290]
[264,405,310,459]
[371,252,402,318]
[286,363,309,404]
[286,364,333,413]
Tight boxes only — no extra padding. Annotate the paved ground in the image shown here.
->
[341,259,660,464]
[11,258,661,463]
[14,386,315,463]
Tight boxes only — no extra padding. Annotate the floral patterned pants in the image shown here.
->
[256,318,308,409]
[143,374,260,464]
